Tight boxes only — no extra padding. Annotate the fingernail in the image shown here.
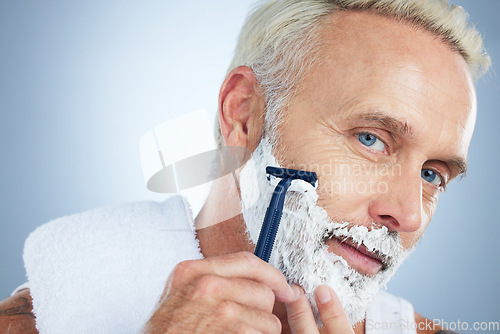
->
[291,285,302,301]
[316,285,332,304]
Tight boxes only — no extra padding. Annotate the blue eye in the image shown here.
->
[421,169,443,186]
[357,133,386,152]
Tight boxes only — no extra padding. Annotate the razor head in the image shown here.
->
[266,166,318,187]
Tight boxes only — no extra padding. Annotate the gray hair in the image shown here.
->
[215,0,491,148]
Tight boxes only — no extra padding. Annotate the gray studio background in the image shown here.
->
[1,0,498,330]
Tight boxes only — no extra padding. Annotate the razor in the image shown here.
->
[254,166,318,262]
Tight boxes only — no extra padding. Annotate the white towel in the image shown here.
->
[23,195,203,334]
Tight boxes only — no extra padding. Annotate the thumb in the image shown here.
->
[315,285,354,334]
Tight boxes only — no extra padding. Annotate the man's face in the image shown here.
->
[271,11,476,276]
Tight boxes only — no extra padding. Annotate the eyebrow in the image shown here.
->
[444,157,468,178]
[361,111,414,137]
[353,110,468,178]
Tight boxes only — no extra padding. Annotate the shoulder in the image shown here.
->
[24,198,181,257]
[0,288,38,333]
[414,311,459,334]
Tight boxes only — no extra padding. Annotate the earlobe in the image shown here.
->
[218,66,264,149]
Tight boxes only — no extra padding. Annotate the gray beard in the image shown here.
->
[239,137,414,326]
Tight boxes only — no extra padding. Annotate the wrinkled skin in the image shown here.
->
[149,11,476,334]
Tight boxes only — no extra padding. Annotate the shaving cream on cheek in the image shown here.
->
[239,137,414,326]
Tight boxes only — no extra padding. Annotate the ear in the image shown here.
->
[218,66,265,150]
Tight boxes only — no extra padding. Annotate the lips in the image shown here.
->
[342,237,389,265]
[324,235,389,276]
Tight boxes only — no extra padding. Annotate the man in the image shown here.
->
[0,0,490,333]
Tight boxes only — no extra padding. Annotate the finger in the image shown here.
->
[173,252,294,303]
[285,285,319,334]
[189,275,276,312]
[315,285,354,334]
[212,300,282,334]
[208,251,294,303]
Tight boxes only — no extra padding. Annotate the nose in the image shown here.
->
[367,166,422,233]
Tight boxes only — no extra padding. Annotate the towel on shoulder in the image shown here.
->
[23,195,203,334]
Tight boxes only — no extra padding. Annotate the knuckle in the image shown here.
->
[262,284,276,302]
[217,300,237,320]
[287,308,309,323]
[171,260,196,286]
[238,251,259,267]
[322,311,344,324]
[191,275,221,299]
[259,284,277,311]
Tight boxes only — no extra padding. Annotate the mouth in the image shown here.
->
[323,234,390,276]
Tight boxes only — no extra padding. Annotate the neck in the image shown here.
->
[196,213,254,258]
[195,170,253,257]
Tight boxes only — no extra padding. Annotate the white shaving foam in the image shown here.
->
[239,137,414,326]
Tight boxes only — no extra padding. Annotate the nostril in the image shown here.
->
[380,215,399,227]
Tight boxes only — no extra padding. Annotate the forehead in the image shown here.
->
[295,10,477,153]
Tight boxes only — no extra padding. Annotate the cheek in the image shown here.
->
[277,124,395,218]
[315,164,391,215]
[279,140,377,214]
[400,232,422,250]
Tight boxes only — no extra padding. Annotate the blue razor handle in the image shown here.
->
[254,166,317,262]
